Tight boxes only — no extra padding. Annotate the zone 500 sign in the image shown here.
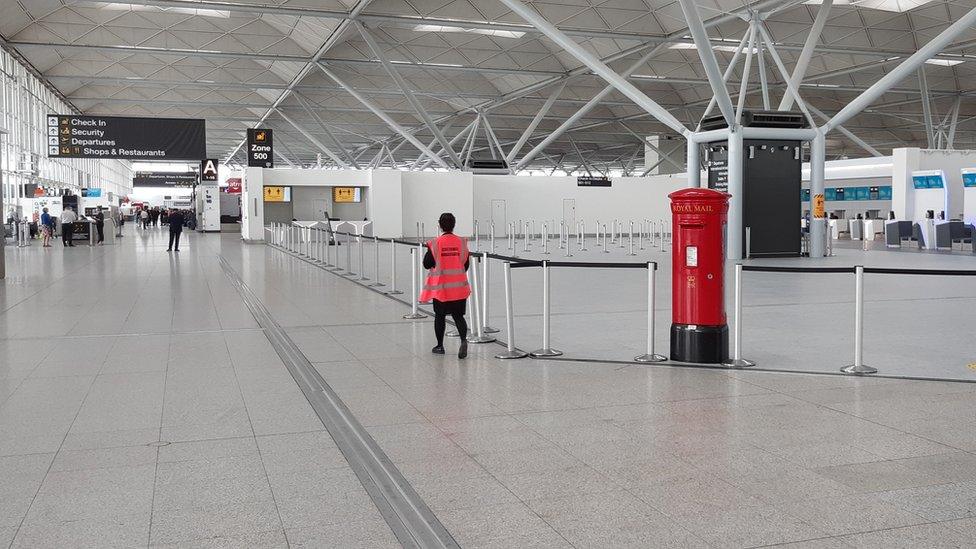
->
[247,128,273,168]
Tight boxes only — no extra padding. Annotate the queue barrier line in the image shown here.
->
[734,263,976,376]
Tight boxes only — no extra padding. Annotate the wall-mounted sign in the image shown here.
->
[962,168,976,188]
[81,188,102,198]
[577,176,612,187]
[224,178,242,194]
[46,115,205,160]
[263,186,290,202]
[247,128,273,168]
[911,170,946,189]
[133,172,198,187]
[201,159,218,182]
[333,187,361,203]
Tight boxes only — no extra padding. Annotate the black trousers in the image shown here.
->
[168,229,182,250]
[62,223,73,245]
[95,223,104,243]
[433,298,467,346]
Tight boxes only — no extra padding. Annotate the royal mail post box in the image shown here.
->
[669,188,730,363]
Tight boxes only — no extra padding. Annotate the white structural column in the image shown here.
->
[825,6,976,134]
[506,82,566,163]
[778,0,832,111]
[515,44,667,170]
[277,111,349,167]
[735,23,758,125]
[318,64,451,169]
[727,130,745,260]
[357,23,463,168]
[498,0,687,137]
[918,66,936,148]
[241,167,265,243]
[677,0,735,127]
[809,131,826,258]
[687,139,701,188]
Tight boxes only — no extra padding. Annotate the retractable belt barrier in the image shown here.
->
[733,263,976,375]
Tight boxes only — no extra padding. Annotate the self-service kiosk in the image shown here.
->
[669,188,730,364]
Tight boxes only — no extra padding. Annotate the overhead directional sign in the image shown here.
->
[46,115,205,160]
[247,128,273,168]
[201,159,218,182]
[577,176,612,187]
[133,172,198,187]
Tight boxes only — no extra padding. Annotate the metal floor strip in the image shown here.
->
[218,255,459,549]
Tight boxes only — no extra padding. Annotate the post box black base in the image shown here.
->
[670,324,729,364]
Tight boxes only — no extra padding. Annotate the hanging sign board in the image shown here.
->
[247,128,273,168]
[133,172,198,187]
[577,176,612,187]
[333,187,361,203]
[201,159,218,182]
[46,115,205,160]
[263,186,290,202]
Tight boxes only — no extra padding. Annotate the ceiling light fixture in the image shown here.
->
[925,58,965,66]
[413,24,524,39]
[803,0,937,12]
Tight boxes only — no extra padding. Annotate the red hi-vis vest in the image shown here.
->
[418,233,471,303]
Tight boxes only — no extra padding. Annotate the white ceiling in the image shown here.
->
[2,0,974,170]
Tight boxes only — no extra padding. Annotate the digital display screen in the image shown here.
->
[804,185,892,202]
[912,174,945,189]
[963,171,976,188]
[263,186,291,202]
[333,187,361,203]
[854,187,870,201]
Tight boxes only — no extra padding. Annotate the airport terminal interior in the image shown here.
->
[2,0,976,547]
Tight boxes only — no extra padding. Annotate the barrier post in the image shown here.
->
[474,221,480,251]
[661,220,669,253]
[563,225,573,258]
[841,265,876,374]
[628,222,636,256]
[530,261,563,357]
[357,233,369,281]
[523,222,529,253]
[542,222,550,255]
[495,262,529,359]
[638,221,644,251]
[579,220,587,251]
[634,263,667,363]
[369,237,385,286]
[724,264,755,368]
[482,252,499,333]
[421,222,426,243]
[416,221,421,242]
[402,247,427,320]
[603,224,610,253]
[490,222,496,253]
[467,255,496,344]
[386,241,402,294]
[508,223,514,250]
[344,232,357,276]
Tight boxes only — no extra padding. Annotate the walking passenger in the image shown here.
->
[166,208,185,252]
[420,213,470,359]
[140,208,150,229]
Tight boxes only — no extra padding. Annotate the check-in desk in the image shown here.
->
[863,219,884,240]
[916,218,937,249]
[828,219,847,240]
[934,220,975,251]
[849,219,864,240]
[885,220,914,247]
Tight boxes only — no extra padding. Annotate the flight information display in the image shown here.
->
[47,115,206,160]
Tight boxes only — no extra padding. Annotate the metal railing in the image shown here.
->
[734,263,976,375]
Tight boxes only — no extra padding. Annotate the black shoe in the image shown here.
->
[458,341,468,359]
[431,345,445,355]
[166,249,171,252]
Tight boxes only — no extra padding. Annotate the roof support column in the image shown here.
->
[677,0,736,127]
[809,130,826,258]
[824,6,976,134]
[498,0,687,137]
[318,64,451,169]
[947,95,962,150]
[779,0,832,111]
[918,66,936,148]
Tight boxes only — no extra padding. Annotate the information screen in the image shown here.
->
[962,170,976,188]
[912,174,945,189]
[47,115,205,160]
[263,186,291,202]
[333,187,361,203]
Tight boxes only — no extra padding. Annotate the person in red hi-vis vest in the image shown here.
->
[419,213,471,359]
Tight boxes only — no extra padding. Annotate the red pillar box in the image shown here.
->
[669,188,730,363]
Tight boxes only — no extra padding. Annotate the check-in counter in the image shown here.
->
[863,219,885,239]
[917,218,937,249]
[934,220,974,250]
[849,219,864,241]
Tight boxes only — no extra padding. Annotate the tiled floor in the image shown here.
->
[3,227,976,548]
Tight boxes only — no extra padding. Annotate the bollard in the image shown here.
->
[494,262,529,359]
[542,223,550,255]
[358,233,369,281]
[602,224,610,253]
[841,265,876,374]
[402,247,427,320]
[634,263,667,363]
[724,264,755,368]
[386,240,402,294]
[482,252,499,333]
[467,255,496,344]
[345,232,356,276]
[369,237,385,287]
[530,261,562,357]
[628,222,636,256]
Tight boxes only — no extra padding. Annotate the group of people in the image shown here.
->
[37,206,106,247]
